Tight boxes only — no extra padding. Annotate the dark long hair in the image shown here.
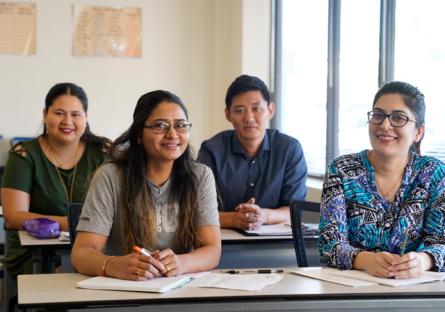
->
[373,81,425,154]
[109,90,199,253]
[43,82,110,148]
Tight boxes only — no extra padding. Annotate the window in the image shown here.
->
[338,1,379,157]
[276,0,445,176]
[394,0,445,159]
[277,1,328,175]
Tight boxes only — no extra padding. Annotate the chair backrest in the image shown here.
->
[0,166,4,205]
[10,136,33,147]
[290,200,321,267]
[67,203,83,247]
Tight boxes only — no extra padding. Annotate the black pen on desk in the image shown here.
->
[222,269,284,274]
[257,269,284,274]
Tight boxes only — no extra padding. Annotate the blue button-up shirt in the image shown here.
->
[198,129,307,211]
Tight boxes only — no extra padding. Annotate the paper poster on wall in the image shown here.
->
[72,5,142,57]
[0,2,36,55]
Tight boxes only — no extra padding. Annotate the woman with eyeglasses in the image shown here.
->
[71,90,221,280]
[319,81,445,278]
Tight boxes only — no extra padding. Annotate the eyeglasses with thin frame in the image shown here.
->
[144,120,192,134]
[367,111,419,128]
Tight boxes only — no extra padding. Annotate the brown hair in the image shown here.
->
[109,90,200,253]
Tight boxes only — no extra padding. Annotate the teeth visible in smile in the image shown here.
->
[378,135,395,139]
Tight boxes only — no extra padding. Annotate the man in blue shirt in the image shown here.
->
[198,75,307,230]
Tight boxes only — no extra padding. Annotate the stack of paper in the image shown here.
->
[326,268,445,287]
[292,268,375,287]
[241,223,319,236]
[187,273,283,291]
[302,223,319,236]
[77,275,193,293]
[243,223,292,236]
[292,267,445,287]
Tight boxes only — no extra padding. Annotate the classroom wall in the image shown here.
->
[0,0,271,165]
[306,179,322,203]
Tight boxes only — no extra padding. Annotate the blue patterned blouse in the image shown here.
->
[319,150,445,271]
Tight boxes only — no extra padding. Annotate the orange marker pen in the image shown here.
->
[133,245,152,257]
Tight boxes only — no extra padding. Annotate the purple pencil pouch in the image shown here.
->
[23,218,59,239]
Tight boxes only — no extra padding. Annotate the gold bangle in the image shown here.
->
[101,256,114,277]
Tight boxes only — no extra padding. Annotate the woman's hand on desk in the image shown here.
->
[354,251,397,278]
[355,251,433,278]
[106,252,166,281]
[157,248,183,277]
[389,252,432,279]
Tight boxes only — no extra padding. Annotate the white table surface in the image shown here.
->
[220,228,292,241]
[17,228,290,247]
[18,270,445,308]
[18,230,70,246]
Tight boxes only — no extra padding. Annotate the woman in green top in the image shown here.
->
[1,82,110,278]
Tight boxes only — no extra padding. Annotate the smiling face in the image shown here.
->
[225,90,275,147]
[43,94,87,145]
[369,93,424,159]
[141,102,189,164]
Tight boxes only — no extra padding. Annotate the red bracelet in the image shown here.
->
[101,256,114,277]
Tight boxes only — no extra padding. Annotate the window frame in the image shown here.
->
[272,0,396,177]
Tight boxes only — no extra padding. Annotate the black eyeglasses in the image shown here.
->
[144,121,192,134]
[367,111,419,128]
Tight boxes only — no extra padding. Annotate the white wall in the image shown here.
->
[241,0,271,83]
[0,0,271,165]
[306,178,322,203]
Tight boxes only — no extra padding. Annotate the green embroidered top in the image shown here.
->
[1,137,108,278]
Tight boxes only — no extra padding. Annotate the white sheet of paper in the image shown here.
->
[59,231,70,241]
[291,267,376,287]
[424,271,445,281]
[326,268,444,287]
[77,275,193,293]
[244,223,292,236]
[187,273,283,291]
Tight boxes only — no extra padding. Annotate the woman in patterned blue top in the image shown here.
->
[319,81,445,278]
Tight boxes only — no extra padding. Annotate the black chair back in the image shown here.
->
[0,165,4,205]
[67,203,83,247]
[10,136,33,147]
[290,200,321,267]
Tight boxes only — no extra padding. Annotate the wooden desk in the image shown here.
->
[18,271,445,311]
